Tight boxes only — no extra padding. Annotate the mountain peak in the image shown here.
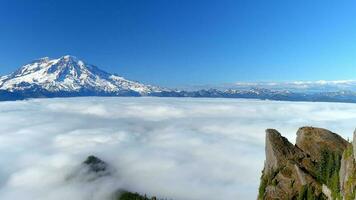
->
[0,56,162,94]
[37,57,51,62]
[60,55,79,62]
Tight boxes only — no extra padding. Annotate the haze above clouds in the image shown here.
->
[182,80,356,92]
[0,97,356,200]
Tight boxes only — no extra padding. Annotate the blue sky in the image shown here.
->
[1,0,356,87]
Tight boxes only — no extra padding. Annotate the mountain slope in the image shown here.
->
[0,55,163,96]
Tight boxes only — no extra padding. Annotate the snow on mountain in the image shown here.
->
[1,55,356,103]
[0,55,163,95]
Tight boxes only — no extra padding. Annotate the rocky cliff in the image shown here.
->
[258,127,356,200]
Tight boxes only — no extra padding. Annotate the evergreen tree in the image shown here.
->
[297,185,308,200]
[306,186,315,200]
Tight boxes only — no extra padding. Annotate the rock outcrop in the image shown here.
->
[258,127,352,200]
[68,155,113,182]
[296,127,348,162]
[68,155,163,200]
[264,129,297,175]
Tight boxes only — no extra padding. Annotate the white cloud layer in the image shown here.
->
[0,97,356,200]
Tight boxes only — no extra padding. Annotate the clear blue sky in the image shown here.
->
[1,0,356,87]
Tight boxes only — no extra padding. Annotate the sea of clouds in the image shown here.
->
[0,97,356,200]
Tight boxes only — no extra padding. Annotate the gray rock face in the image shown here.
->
[339,147,354,199]
[294,164,307,186]
[353,129,356,162]
[322,184,332,200]
[338,130,356,200]
[264,129,296,175]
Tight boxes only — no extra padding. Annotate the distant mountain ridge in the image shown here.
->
[227,80,356,93]
[1,55,356,103]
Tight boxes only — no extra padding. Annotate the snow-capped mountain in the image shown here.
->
[0,55,163,95]
[1,55,356,103]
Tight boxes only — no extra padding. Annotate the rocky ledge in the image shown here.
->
[258,127,356,200]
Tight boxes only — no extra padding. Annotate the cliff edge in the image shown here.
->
[258,127,355,200]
